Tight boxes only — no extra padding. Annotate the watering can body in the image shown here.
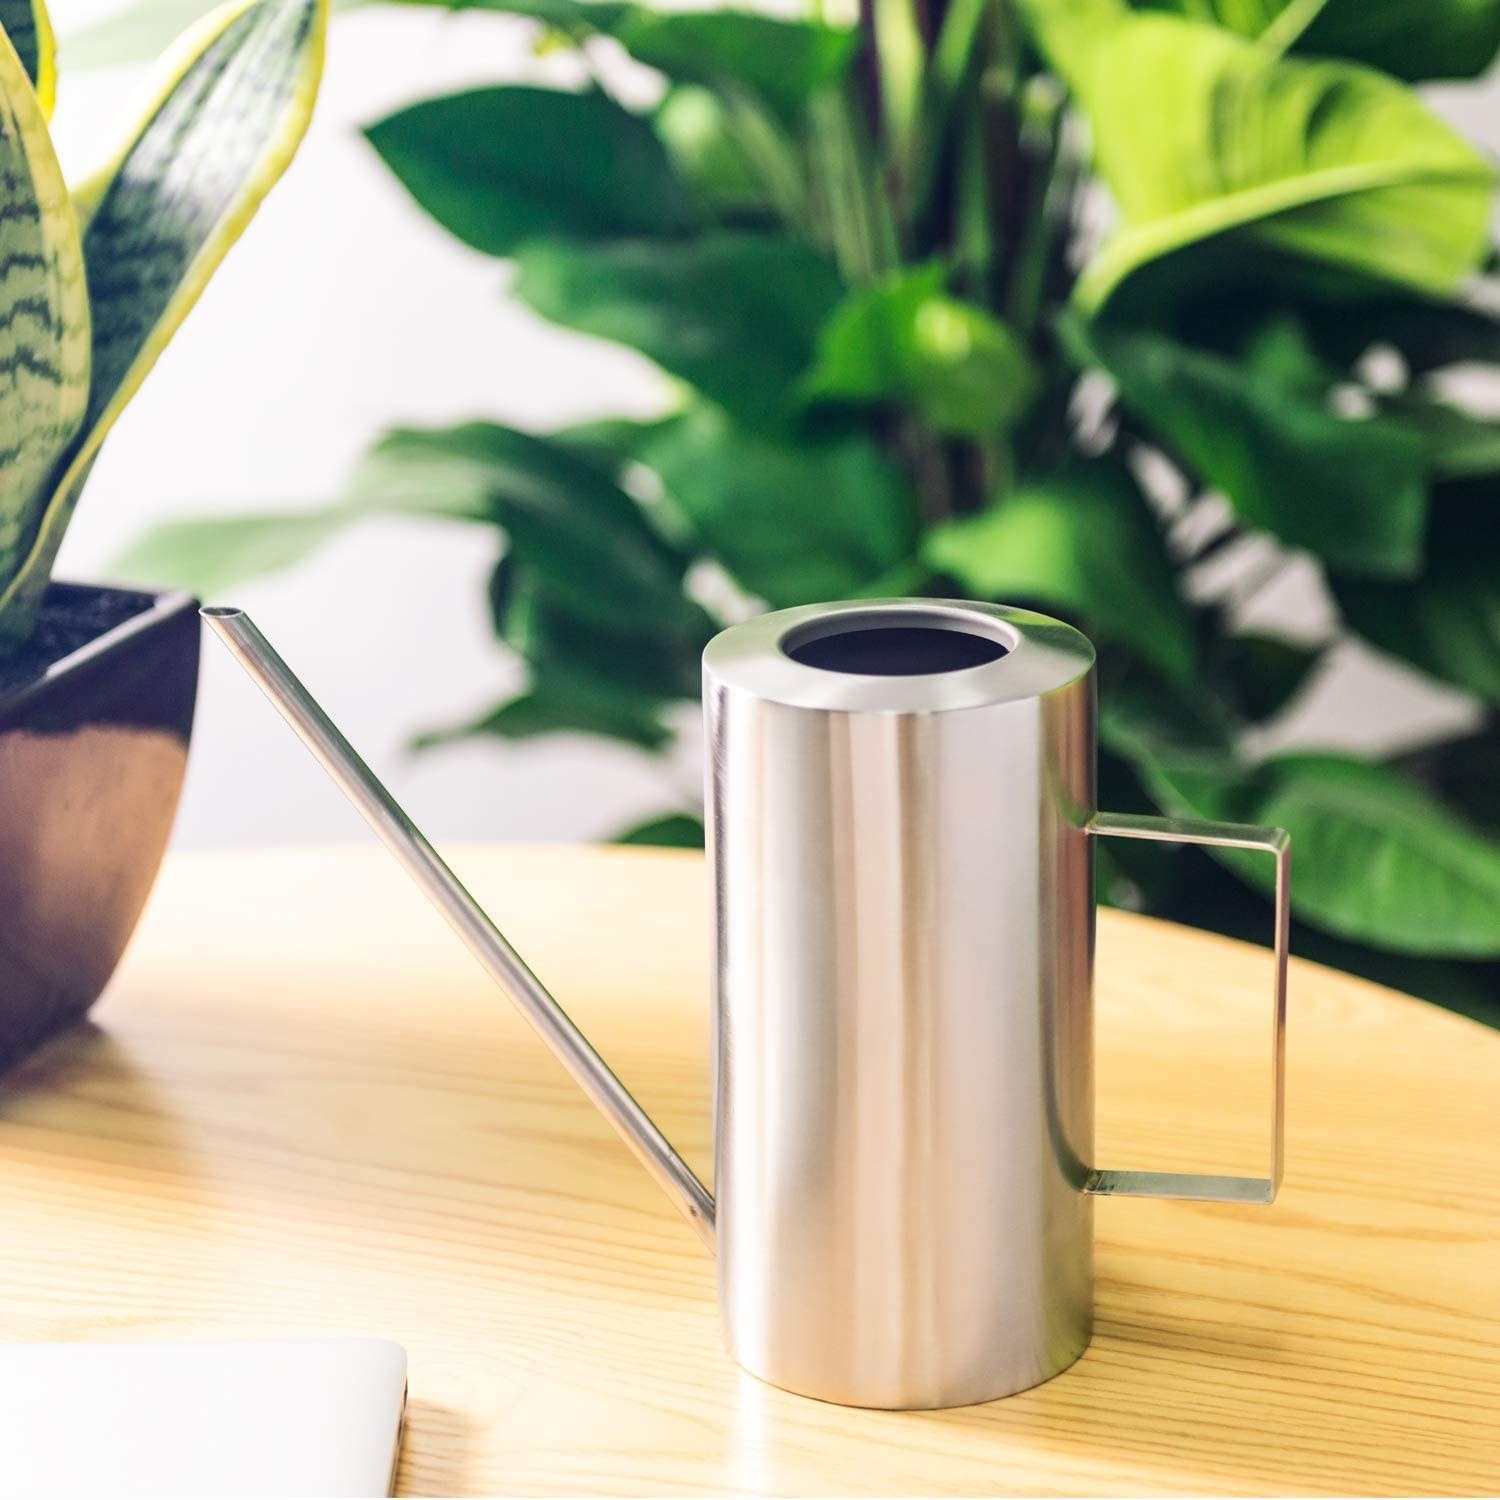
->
[205,598,1288,1414]
[704,601,1286,1409]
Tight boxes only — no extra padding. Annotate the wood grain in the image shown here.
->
[1,845,1496,1497]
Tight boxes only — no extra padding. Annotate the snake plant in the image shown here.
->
[0,0,326,647]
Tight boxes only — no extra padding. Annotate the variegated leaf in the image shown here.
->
[0,0,56,115]
[0,21,88,640]
[0,0,326,637]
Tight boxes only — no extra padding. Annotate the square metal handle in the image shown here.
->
[1084,812,1290,1205]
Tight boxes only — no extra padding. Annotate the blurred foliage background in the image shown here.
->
[121,0,1500,1021]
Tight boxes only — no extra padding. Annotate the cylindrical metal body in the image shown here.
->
[704,600,1098,1409]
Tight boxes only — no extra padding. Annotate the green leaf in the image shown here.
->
[1395,731,1500,838]
[460,423,699,631]
[0,21,88,645]
[111,420,512,596]
[1385,396,1500,480]
[365,85,695,259]
[418,680,673,754]
[640,403,920,608]
[1024,0,1496,312]
[924,459,1196,685]
[1333,478,1500,704]
[1134,0,1500,83]
[1141,751,1500,957]
[0,0,54,111]
[1217,632,1322,721]
[378,0,857,121]
[111,510,350,596]
[112,418,696,625]
[490,553,712,703]
[0,0,329,639]
[652,86,769,220]
[1300,295,1500,375]
[614,812,706,848]
[514,234,845,430]
[1070,318,1429,576]
[605,8,857,124]
[800,265,1038,438]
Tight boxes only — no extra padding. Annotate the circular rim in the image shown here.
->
[702,599,1094,714]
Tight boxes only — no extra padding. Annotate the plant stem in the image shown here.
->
[1001,74,1063,338]
[808,89,897,281]
[1259,0,1331,57]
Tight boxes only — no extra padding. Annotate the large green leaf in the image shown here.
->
[1024,0,1495,312]
[0,22,88,645]
[110,421,511,595]
[0,0,328,640]
[487,549,711,701]
[365,86,695,259]
[801,265,1038,438]
[378,0,856,122]
[514,234,845,430]
[1333,478,1500,704]
[419,680,675,754]
[416,550,711,756]
[1070,318,1429,576]
[0,0,54,112]
[1142,751,1500,957]
[639,402,920,608]
[925,460,1196,685]
[117,421,700,633]
[1135,0,1500,83]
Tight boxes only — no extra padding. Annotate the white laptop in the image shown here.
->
[0,1338,407,1497]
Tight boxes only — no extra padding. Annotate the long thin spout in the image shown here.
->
[200,606,716,1251]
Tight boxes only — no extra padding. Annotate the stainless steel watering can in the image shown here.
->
[205,598,1289,1411]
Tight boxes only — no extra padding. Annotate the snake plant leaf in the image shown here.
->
[379,0,857,122]
[1024,0,1496,313]
[1333,478,1500,705]
[0,24,88,644]
[1141,751,1500,957]
[365,86,696,259]
[639,402,920,609]
[801,265,1039,438]
[1068,317,1429,576]
[514,234,845,431]
[924,459,1196,686]
[0,0,55,113]
[1134,0,1500,83]
[0,0,328,638]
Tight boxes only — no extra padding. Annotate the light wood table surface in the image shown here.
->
[2,845,1497,1497]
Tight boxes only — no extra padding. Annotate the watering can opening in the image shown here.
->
[780,605,1012,676]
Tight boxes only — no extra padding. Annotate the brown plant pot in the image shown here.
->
[0,582,198,1073]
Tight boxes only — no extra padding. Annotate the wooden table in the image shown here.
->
[3,846,1496,1496]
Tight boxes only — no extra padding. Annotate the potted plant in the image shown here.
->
[123,0,1500,1017]
[0,0,326,1070]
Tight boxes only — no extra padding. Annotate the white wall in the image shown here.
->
[49,3,1498,849]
